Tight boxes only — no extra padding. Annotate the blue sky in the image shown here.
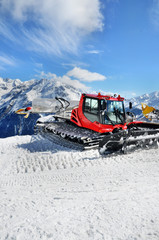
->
[0,0,159,98]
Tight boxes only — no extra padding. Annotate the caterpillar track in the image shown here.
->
[35,120,105,151]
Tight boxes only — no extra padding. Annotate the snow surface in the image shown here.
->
[0,135,159,240]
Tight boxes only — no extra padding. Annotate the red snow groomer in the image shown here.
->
[32,93,159,154]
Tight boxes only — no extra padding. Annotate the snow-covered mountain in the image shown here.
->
[0,77,85,137]
[127,91,159,109]
[0,76,159,138]
[126,91,159,119]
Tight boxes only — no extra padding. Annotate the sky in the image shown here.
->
[0,0,159,99]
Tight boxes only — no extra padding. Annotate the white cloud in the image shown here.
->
[67,67,106,82]
[150,0,159,28]
[0,22,17,42]
[36,70,89,91]
[0,55,16,70]
[0,0,104,55]
[60,75,89,90]
[131,92,137,97]
[62,62,89,68]
[37,71,57,80]
[34,62,43,70]
[87,50,103,54]
[0,66,5,71]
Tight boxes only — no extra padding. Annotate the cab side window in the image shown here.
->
[84,98,99,122]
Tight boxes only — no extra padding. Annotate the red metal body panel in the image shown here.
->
[70,93,128,133]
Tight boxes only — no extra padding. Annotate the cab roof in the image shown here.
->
[83,93,125,101]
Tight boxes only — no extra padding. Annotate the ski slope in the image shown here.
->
[0,135,159,240]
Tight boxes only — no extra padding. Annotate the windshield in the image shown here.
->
[101,100,125,125]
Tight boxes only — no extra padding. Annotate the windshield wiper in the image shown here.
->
[102,110,114,126]
[113,108,125,124]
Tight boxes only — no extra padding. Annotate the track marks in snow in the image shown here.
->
[13,151,102,174]
[3,135,158,176]
[7,136,103,174]
[1,135,159,192]
[15,154,54,174]
[1,135,159,178]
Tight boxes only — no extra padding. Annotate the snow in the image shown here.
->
[0,135,159,240]
[128,91,159,110]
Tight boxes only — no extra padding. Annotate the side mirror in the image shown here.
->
[129,102,132,109]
